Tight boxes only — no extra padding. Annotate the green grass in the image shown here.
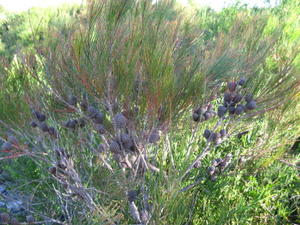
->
[192,160,300,224]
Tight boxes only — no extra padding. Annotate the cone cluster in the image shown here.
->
[207,153,233,181]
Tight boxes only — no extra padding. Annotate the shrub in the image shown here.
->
[0,0,299,224]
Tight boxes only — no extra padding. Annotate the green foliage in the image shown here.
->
[0,4,81,126]
[0,0,299,224]
[32,0,299,130]
[192,161,300,224]
[0,4,81,62]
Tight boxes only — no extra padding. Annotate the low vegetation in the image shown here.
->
[0,0,299,224]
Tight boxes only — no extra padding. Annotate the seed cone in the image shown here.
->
[33,110,46,122]
[193,161,201,168]
[109,140,121,153]
[233,94,242,104]
[149,129,160,144]
[87,106,98,118]
[194,107,201,115]
[48,166,57,175]
[121,133,134,149]
[55,147,67,159]
[65,119,78,129]
[57,159,67,170]
[114,113,127,129]
[228,106,236,115]
[128,190,138,202]
[80,101,88,111]
[48,127,57,136]
[235,105,244,115]
[217,106,227,118]
[238,78,246,86]
[203,129,212,139]
[192,112,200,122]
[224,92,232,102]
[95,124,106,134]
[93,112,104,124]
[78,118,86,128]
[210,132,218,142]
[30,121,38,127]
[223,101,229,107]
[245,93,253,103]
[227,81,237,92]
[220,129,226,138]
[212,158,222,167]
[39,122,49,132]
[246,100,257,110]
[219,160,227,170]
[204,111,213,120]
[207,166,215,176]
[68,95,77,106]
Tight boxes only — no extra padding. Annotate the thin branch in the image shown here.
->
[179,177,204,193]
[278,159,300,169]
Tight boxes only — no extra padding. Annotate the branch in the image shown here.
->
[179,177,204,193]
[278,159,300,169]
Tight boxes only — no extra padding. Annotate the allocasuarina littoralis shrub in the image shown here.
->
[0,0,299,224]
